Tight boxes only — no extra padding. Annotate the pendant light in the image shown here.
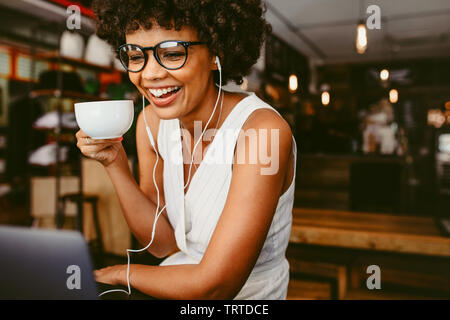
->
[356,0,367,54]
[389,89,398,104]
[320,84,330,106]
[380,68,389,81]
[289,74,298,93]
[356,21,368,54]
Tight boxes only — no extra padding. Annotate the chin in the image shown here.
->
[152,105,183,120]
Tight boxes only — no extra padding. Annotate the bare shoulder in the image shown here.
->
[245,107,291,130]
[241,107,293,150]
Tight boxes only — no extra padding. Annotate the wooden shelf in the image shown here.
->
[32,126,78,132]
[35,52,123,74]
[29,159,79,169]
[29,89,106,101]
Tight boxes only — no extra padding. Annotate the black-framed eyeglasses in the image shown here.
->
[116,40,205,72]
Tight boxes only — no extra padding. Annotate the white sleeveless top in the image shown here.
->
[156,92,297,299]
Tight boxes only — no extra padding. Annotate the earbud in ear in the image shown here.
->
[215,56,221,72]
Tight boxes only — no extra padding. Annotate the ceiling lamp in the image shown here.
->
[320,84,330,106]
[289,74,298,93]
[380,69,389,81]
[356,21,368,54]
[389,89,398,104]
[321,91,330,106]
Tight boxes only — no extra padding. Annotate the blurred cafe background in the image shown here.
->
[0,0,449,299]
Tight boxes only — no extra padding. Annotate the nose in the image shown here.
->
[141,52,167,80]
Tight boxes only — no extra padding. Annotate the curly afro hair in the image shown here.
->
[92,0,271,85]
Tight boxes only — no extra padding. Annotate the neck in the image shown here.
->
[179,83,223,138]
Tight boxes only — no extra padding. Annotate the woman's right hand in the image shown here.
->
[75,129,124,167]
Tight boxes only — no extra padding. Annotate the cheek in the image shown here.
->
[180,65,212,92]
[128,73,140,89]
[181,72,209,105]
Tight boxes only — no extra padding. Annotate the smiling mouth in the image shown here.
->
[148,86,182,99]
[145,85,183,107]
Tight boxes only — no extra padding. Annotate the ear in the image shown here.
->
[210,55,220,71]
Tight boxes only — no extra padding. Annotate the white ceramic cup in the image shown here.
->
[74,100,134,139]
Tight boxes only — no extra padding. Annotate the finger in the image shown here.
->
[94,268,107,275]
[76,129,88,139]
[78,138,122,148]
[86,137,123,144]
[79,143,120,154]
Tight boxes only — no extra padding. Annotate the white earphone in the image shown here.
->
[99,56,222,297]
[215,55,221,72]
[144,108,156,149]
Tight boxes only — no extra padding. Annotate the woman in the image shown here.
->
[76,0,297,299]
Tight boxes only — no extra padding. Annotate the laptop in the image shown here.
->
[0,225,99,300]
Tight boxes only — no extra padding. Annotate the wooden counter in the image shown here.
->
[290,208,450,257]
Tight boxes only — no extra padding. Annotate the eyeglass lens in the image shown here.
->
[119,42,187,71]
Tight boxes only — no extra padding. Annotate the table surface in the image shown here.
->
[290,208,450,257]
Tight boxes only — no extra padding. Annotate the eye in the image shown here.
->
[129,55,144,63]
[162,52,185,60]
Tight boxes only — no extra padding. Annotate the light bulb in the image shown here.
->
[389,89,398,104]
[321,91,330,106]
[289,74,298,93]
[380,69,389,81]
[428,109,445,128]
[445,101,450,110]
[356,23,367,54]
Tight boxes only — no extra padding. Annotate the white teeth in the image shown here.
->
[148,86,180,98]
